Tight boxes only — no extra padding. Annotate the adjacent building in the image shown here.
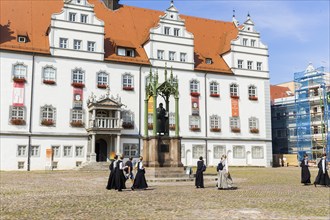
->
[0,0,272,170]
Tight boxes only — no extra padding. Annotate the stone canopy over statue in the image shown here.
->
[156,103,168,135]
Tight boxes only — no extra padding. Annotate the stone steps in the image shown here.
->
[78,162,110,171]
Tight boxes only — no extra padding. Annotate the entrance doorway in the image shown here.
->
[96,139,108,162]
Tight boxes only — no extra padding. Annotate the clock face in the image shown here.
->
[75,94,81,101]
[193,102,198,108]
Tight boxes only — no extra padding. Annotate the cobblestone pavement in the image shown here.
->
[1,167,329,220]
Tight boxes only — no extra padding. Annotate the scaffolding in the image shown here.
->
[294,66,329,161]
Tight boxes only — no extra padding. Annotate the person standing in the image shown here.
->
[217,155,232,190]
[125,157,134,185]
[106,155,118,190]
[115,154,127,191]
[132,156,148,190]
[300,154,311,185]
[195,156,205,188]
[314,153,330,187]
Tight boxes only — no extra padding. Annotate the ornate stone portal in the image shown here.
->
[143,67,183,168]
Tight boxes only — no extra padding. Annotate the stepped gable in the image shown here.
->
[1,0,238,73]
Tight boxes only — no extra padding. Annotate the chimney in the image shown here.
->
[103,0,120,10]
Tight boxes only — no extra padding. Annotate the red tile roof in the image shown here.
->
[0,0,238,73]
[270,85,293,101]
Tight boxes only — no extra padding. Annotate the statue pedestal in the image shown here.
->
[143,136,183,168]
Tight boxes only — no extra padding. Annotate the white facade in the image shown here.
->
[0,1,272,170]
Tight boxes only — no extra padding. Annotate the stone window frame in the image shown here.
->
[192,145,205,159]
[213,145,226,159]
[96,71,109,87]
[42,65,57,82]
[72,68,85,84]
[210,115,221,129]
[63,146,73,157]
[30,145,40,157]
[233,145,245,159]
[12,62,27,79]
[75,146,84,157]
[210,81,219,95]
[17,145,27,157]
[252,146,264,159]
[123,143,139,157]
[230,83,239,97]
[248,85,257,97]
[190,79,199,93]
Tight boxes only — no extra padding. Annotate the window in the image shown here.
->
[122,73,133,89]
[174,28,180,36]
[249,117,258,129]
[248,85,257,97]
[11,106,25,120]
[193,145,205,159]
[169,51,175,61]
[59,38,68,48]
[251,40,256,47]
[206,58,212,64]
[252,146,264,159]
[75,146,84,157]
[87,41,95,52]
[43,67,56,82]
[13,64,27,79]
[190,79,199,93]
[31,146,40,157]
[117,47,135,57]
[247,61,253,70]
[233,145,245,158]
[63,146,72,157]
[72,69,84,83]
[97,72,108,87]
[230,117,240,128]
[230,83,239,97]
[243,38,248,46]
[210,81,219,96]
[210,115,221,130]
[52,146,60,157]
[157,50,164,60]
[74,40,82,50]
[69,12,76,22]
[81,14,88,23]
[189,115,200,129]
[41,105,56,126]
[18,161,25,169]
[214,145,226,159]
[122,110,134,128]
[238,60,243,69]
[169,112,175,130]
[71,110,83,123]
[52,161,58,169]
[17,145,27,157]
[18,36,27,43]
[123,143,138,157]
[257,62,262,71]
[180,53,186,62]
[164,27,170,35]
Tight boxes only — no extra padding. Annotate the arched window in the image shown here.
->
[248,85,257,99]
[72,69,84,83]
[210,115,221,131]
[13,64,27,79]
[97,72,109,88]
[249,117,259,133]
[190,79,199,96]
[122,73,134,90]
[230,83,239,97]
[43,66,56,83]
[40,105,56,126]
[210,81,219,97]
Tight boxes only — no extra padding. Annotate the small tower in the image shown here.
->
[103,0,120,10]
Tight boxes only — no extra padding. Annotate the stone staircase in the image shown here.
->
[78,162,110,171]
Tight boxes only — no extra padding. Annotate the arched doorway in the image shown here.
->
[95,139,107,162]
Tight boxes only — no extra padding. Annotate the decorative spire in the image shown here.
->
[170,0,174,6]
[232,9,235,18]
[247,12,250,19]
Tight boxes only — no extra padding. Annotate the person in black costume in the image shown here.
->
[131,156,148,190]
[115,154,127,191]
[125,157,134,185]
[314,153,330,187]
[106,155,118,190]
[195,156,205,188]
[300,154,311,185]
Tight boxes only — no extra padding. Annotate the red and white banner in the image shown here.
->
[73,88,83,110]
[12,82,25,106]
[231,98,239,117]
[192,96,199,115]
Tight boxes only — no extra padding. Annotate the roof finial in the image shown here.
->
[233,9,235,17]
[247,12,250,19]
[171,0,174,6]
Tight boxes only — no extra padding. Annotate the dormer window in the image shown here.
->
[206,58,212,64]
[117,47,135,57]
[243,38,248,46]
[69,12,76,22]
[174,28,180,36]
[164,27,170,35]
[251,40,256,47]
[17,36,27,43]
[81,14,88,23]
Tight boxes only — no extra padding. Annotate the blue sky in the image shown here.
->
[122,0,330,85]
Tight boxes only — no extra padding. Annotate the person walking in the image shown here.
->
[314,153,330,187]
[115,154,127,191]
[131,156,148,190]
[217,155,232,190]
[195,156,205,188]
[300,154,311,185]
[125,157,134,185]
[106,155,118,190]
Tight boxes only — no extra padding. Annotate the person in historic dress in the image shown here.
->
[217,155,233,190]
[300,154,311,185]
[106,155,118,190]
[156,103,167,134]
[314,153,330,187]
[131,156,148,190]
[114,154,127,191]
[195,156,205,188]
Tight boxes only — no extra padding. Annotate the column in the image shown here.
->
[90,133,96,162]
[116,134,121,154]
[144,98,148,137]
[175,97,179,137]
[152,95,157,136]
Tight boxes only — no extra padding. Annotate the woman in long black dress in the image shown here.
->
[195,156,205,188]
[314,153,330,187]
[114,155,127,191]
[131,156,148,190]
[106,155,118,190]
[300,154,311,185]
